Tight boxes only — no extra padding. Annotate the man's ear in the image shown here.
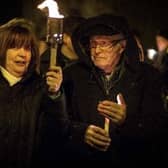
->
[120,39,127,48]
[119,40,127,54]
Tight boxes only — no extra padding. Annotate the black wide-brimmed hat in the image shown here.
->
[75,13,131,39]
[71,13,139,66]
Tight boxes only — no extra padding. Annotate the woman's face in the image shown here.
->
[5,47,31,77]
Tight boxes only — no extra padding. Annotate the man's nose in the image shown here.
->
[95,45,102,53]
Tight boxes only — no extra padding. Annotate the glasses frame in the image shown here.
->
[90,38,125,50]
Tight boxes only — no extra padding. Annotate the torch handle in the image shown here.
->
[50,45,58,67]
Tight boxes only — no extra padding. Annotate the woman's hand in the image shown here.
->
[46,66,63,93]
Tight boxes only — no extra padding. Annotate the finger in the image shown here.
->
[87,135,111,152]
[99,100,119,109]
[46,66,62,77]
[85,139,108,151]
[49,66,62,72]
[98,106,126,124]
[46,77,60,87]
[89,127,111,144]
[90,142,110,152]
[46,71,62,79]
[98,105,124,115]
[98,101,120,113]
[98,102,122,114]
[46,68,63,88]
[89,135,111,147]
[85,125,111,151]
[46,77,61,92]
[91,125,110,137]
[46,76,57,83]
[92,131,111,143]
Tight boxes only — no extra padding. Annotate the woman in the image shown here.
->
[0,18,67,167]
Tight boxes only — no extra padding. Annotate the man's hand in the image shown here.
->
[97,93,127,125]
[84,125,111,151]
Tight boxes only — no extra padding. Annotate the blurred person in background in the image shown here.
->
[153,28,168,111]
[154,27,168,73]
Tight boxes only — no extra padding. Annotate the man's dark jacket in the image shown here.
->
[62,14,168,164]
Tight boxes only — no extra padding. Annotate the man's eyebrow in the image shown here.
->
[111,38,126,45]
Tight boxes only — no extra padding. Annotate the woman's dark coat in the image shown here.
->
[0,69,68,167]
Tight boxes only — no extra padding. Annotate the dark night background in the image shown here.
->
[0,0,167,50]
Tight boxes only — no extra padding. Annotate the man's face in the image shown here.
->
[90,34,126,74]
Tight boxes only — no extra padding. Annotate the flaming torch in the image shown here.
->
[37,0,64,66]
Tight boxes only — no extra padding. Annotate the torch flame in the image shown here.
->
[37,0,64,18]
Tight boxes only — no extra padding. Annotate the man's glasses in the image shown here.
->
[90,38,125,50]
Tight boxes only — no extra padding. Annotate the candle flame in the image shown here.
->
[37,0,64,18]
[117,94,121,105]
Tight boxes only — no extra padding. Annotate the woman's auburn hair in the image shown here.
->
[0,18,40,72]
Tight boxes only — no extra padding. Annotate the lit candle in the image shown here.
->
[104,117,110,135]
[104,94,122,135]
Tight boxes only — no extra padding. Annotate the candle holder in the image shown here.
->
[47,17,63,46]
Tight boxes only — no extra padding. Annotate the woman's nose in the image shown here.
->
[18,48,27,56]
